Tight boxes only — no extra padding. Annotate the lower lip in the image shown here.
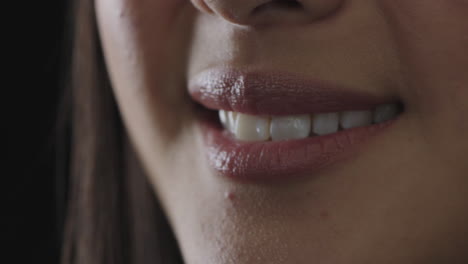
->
[199,116,396,182]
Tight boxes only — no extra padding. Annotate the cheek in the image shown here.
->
[379,0,468,114]
[96,0,201,205]
[96,0,196,134]
[378,0,468,168]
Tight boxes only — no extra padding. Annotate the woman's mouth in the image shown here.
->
[188,67,403,182]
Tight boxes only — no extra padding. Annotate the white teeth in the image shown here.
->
[219,110,228,127]
[312,113,340,136]
[227,111,238,134]
[234,113,270,141]
[340,111,373,129]
[373,104,400,124]
[218,103,401,141]
[270,115,311,141]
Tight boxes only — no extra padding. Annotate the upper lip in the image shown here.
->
[188,67,397,115]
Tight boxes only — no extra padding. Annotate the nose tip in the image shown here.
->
[192,0,344,26]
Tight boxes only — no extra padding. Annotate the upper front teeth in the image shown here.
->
[219,103,400,142]
[270,115,311,141]
[235,113,270,141]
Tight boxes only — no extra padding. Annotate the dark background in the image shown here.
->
[6,1,68,263]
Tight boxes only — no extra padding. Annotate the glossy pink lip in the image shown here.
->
[189,68,395,116]
[188,68,399,182]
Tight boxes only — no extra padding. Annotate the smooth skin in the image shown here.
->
[96,0,468,263]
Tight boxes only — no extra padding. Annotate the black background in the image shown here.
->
[6,1,67,263]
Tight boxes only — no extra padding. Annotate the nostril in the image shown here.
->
[253,0,303,15]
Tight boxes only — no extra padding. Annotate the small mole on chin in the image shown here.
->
[224,191,236,201]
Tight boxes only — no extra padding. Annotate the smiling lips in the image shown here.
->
[189,68,402,182]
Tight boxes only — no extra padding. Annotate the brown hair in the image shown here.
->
[59,0,182,263]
